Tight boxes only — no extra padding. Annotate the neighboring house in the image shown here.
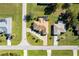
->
[0,17,12,40]
[51,21,66,36]
[31,16,48,36]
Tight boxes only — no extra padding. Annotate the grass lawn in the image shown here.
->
[0,50,23,56]
[0,4,22,45]
[47,35,53,46]
[27,32,43,46]
[77,50,79,56]
[59,29,79,45]
[27,50,47,56]
[51,50,73,56]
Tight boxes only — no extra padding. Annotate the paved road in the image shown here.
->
[0,46,78,50]
[27,46,79,50]
[18,3,31,46]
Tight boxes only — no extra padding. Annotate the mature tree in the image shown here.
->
[44,3,58,15]
[26,12,34,22]
[61,9,73,23]
[58,9,74,30]
[62,3,71,9]
[77,12,79,20]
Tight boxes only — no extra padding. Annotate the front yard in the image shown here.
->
[59,29,79,45]
[27,32,43,45]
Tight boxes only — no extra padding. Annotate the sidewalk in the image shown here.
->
[47,50,51,56]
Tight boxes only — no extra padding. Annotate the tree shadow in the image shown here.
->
[62,3,71,10]
[44,4,57,15]
[26,15,32,22]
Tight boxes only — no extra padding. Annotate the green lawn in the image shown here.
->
[0,50,23,56]
[27,32,43,46]
[51,50,73,56]
[59,29,79,45]
[27,50,47,56]
[77,50,79,56]
[47,35,53,46]
[0,4,22,45]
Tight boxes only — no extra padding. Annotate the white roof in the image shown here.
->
[0,17,12,34]
[54,22,66,35]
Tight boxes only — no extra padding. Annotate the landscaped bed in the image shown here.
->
[27,50,47,56]
[0,4,22,45]
[0,34,7,45]
[27,32,43,45]
[51,50,73,56]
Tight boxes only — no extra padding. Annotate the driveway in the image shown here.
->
[54,36,58,46]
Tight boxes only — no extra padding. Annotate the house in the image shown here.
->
[0,17,12,40]
[31,16,48,36]
[51,21,66,36]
